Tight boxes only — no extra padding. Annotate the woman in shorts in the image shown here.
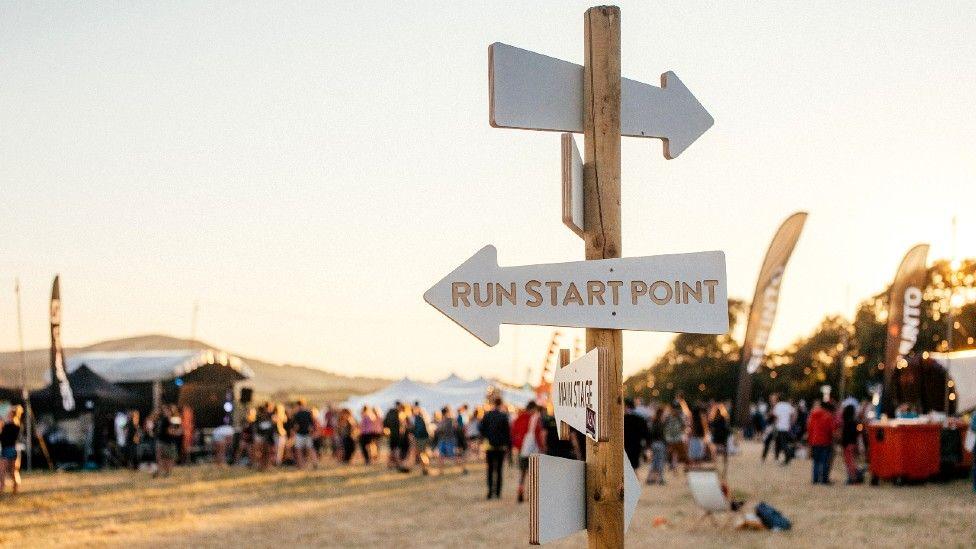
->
[211,419,235,467]
[155,404,182,477]
[0,405,24,494]
[436,406,465,474]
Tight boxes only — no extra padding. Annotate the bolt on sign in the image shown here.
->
[424,246,728,347]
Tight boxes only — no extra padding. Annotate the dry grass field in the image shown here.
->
[0,441,972,548]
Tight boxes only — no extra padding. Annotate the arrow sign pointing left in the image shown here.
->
[489,42,714,159]
[424,246,728,346]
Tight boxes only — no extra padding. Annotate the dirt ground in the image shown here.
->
[0,441,973,548]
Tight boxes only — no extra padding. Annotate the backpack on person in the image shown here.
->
[755,502,791,531]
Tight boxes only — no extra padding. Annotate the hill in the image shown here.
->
[0,334,389,403]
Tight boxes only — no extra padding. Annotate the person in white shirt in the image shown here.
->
[771,394,796,464]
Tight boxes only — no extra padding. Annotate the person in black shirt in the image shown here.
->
[292,399,317,469]
[623,399,650,469]
[154,404,182,478]
[383,402,404,470]
[542,409,575,459]
[708,403,731,475]
[479,397,511,499]
[124,410,141,470]
[253,402,277,471]
[841,404,862,484]
[0,405,23,494]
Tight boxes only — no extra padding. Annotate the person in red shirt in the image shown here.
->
[806,400,837,484]
[511,401,546,503]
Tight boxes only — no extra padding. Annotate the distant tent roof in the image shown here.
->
[31,364,141,412]
[932,350,976,412]
[63,350,253,384]
[345,375,536,414]
[437,374,467,387]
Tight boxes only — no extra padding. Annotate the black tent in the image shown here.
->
[0,387,24,404]
[30,365,141,415]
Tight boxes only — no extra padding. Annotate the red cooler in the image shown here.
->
[867,420,941,484]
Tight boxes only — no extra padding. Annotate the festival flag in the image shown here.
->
[733,212,807,426]
[50,275,75,412]
[881,244,929,415]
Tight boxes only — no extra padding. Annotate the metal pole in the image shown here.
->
[15,278,32,470]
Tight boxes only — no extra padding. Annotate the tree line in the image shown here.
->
[624,259,976,406]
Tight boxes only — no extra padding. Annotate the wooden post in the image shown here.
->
[582,6,623,549]
[558,348,572,440]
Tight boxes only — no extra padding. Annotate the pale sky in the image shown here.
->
[1,2,974,384]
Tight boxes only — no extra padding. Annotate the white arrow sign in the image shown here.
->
[424,246,729,346]
[489,42,714,159]
[529,454,642,545]
[554,348,610,442]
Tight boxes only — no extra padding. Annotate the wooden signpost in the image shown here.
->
[553,348,611,442]
[424,5,715,547]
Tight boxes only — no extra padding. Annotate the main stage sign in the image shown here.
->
[424,245,728,346]
[553,348,610,442]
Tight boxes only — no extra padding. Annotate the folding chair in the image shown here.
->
[687,468,737,528]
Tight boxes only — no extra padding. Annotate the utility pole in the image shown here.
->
[15,278,32,470]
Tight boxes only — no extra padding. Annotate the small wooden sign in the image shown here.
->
[489,42,713,159]
[561,133,584,238]
[553,347,610,442]
[528,453,642,544]
[423,245,729,346]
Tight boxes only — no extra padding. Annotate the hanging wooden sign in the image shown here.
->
[423,245,729,346]
[553,347,610,442]
[489,42,713,159]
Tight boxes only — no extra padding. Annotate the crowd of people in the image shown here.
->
[620,394,734,485]
[0,392,756,500]
[747,393,875,485]
[5,388,969,500]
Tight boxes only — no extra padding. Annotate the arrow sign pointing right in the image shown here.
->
[424,246,729,346]
[529,453,643,544]
[489,42,714,159]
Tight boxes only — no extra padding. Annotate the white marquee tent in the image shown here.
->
[344,375,536,414]
[932,349,976,412]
